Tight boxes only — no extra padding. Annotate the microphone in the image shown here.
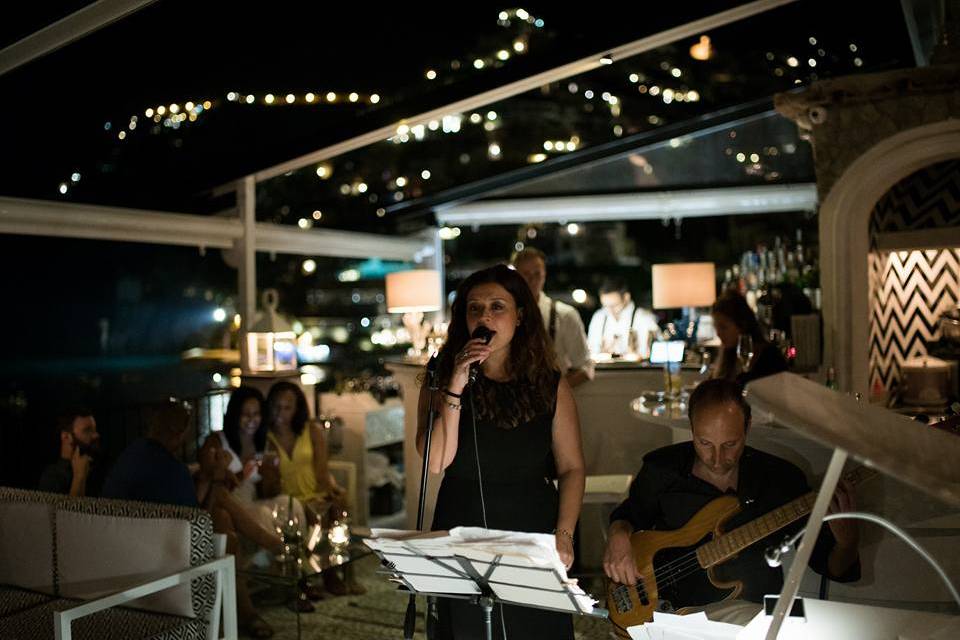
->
[467,325,496,385]
[765,533,801,567]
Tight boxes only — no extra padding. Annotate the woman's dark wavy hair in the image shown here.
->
[435,264,558,393]
[711,289,769,380]
[223,386,266,455]
[711,289,766,344]
[265,381,310,436]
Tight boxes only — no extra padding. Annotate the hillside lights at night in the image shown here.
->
[571,289,588,304]
[689,35,713,61]
[338,269,361,282]
[213,308,227,322]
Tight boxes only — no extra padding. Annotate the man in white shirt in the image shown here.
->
[587,277,660,359]
[512,248,594,387]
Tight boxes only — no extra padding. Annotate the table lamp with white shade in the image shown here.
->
[385,269,443,358]
[651,262,717,396]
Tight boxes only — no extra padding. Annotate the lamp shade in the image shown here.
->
[652,262,716,309]
[385,269,442,312]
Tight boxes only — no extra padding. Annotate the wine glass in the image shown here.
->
[273,500,301,562]
[737,334,754,372]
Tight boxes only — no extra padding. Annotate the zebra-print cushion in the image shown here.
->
[0,586,53,618]
[0,597,204,640]
[0,488,216,624]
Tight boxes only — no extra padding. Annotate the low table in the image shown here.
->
[240,536,372,639]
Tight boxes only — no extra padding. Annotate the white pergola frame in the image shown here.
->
[0,0,800,371]
[436,184,818,226]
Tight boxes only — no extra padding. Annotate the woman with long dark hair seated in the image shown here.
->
[710,290,788,385]
[264,381,363,596]
[211,386,306,535]
[418,264,586,639]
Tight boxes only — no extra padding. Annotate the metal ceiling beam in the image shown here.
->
[0,196,431,261]
[231,0,797,188]
[0,197,241,249]
[0,0,157,77]
[435,184,818,226]
[254,223,431,262]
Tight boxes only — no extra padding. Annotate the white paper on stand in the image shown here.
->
[366,526,598,614]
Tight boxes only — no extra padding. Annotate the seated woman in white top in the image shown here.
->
[211,386,306,538]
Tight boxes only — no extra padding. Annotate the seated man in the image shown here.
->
[38,408,101,497]
[102,400,280,639]
[587,277,659,359]
[603,378,860,623]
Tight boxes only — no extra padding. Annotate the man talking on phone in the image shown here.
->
[39,407,101,497]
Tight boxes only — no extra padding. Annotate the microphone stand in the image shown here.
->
[404,353,439,640]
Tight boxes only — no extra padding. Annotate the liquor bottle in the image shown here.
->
[825,367,838,391]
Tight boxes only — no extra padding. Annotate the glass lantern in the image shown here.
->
[245,289,298,374]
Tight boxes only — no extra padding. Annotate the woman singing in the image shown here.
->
[417,264,585,640]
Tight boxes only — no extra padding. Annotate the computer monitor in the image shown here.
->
[649,340,685,364]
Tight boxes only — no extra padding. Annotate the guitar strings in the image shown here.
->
[612,523,792,604]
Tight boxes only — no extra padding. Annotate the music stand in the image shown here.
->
[745,373,960,640]
[366,530,608,640]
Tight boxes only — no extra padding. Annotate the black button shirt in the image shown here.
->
[610,442,860,604]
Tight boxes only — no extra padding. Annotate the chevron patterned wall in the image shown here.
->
[869,249,960,391]
[870,160,960,235]
[868,160,960,393]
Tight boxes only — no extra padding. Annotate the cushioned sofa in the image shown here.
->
[0,487,236,640]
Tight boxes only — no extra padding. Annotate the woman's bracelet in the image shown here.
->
[554,528,574,540]
[443,388,462,398]
[443,399,462,411]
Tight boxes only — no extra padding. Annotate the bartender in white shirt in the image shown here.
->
[587,277,660,359]
[512,247,594,387]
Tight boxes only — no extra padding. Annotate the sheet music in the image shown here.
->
[627,612,742,640]
[366,526,598,614]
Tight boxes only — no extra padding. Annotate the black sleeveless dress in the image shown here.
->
[430,370,573,640]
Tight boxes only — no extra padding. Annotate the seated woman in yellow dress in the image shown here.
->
[263,381,363,596]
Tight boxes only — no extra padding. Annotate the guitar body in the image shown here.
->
[607,495,744,638]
